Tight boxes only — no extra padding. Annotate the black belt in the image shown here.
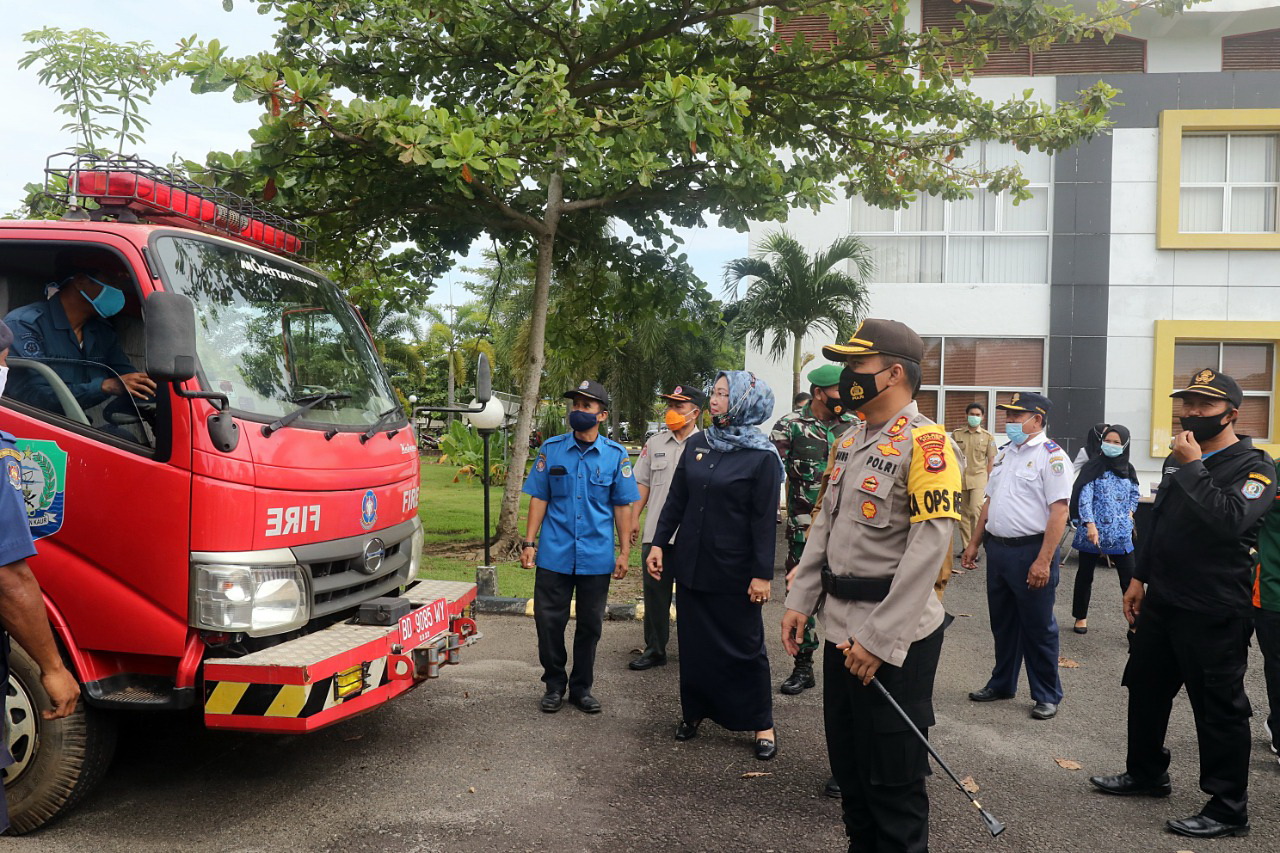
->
[821,566,892,602]
[985,532,1044,547]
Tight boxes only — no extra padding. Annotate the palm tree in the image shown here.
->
[724,231,874,399]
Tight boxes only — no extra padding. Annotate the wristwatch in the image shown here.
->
[522,541,537,550]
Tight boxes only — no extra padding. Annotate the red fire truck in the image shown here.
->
[0,155,478,833]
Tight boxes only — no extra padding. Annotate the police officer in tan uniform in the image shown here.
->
[783,319,962,853]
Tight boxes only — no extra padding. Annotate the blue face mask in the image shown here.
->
[79,275,126,318]
[1100,442,1125,458]
[1004,421,1029,445]
[568,410,598,433]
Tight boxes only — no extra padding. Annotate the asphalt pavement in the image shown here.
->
[15,557,1280,853]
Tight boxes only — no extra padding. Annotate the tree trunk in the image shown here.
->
[791,333,804,401]
[494,163,565,555]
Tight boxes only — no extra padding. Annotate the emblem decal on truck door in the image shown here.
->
[4,440,68,540]
[361,489,378,530]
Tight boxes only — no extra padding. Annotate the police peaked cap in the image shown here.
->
[822,318,925,363]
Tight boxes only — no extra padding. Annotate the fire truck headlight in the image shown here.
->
[192,560,310,637]
[408,517,424,582]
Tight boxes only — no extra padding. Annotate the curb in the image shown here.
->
[476,595,676,623]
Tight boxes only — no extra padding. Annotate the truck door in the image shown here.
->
[0,233,194,670]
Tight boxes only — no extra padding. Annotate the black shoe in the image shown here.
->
[1073,624,1088,634]
[628,651,667,671]
[780,664,815,695]
[1088,772,1172,797]
[755,737,777,761]
[1031,702,1058,720]
[1166,814,1250,839]
[969,687,1015,702]
[540,690,564,713]
[674,719,701,741]
[569,692,602,714]
[824,776,842,798]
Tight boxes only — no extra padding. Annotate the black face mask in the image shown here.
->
[1179,413,1231,442]
[834,365,891,415]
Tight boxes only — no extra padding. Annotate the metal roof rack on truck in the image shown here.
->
[43,151,313,260]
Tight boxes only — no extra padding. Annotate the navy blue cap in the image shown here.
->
[565,379,610,409]
[997,391,1052,419]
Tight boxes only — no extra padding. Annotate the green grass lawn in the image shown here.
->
[415,458,649,599]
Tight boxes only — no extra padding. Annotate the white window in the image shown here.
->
[916,336,1047,431]
[852,142,1052,284]
[1179,133,1280,233]
[1171,341,1274,441]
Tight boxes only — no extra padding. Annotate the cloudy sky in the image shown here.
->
[0,1,748,305]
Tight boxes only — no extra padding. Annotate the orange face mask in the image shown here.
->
[665,409,691,431]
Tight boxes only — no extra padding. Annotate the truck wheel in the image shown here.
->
[2,641,116,835]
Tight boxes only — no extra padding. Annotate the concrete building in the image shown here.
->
[746,0,1280,485]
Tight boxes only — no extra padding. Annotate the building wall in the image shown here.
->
[747,6,1280,472]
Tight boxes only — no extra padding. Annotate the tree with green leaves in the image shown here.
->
[724,231,873,399]
[170,0,1188,550]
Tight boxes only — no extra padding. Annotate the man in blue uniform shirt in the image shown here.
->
[521,380,639,714]
[4,250,155,418]
[0,322,83,832]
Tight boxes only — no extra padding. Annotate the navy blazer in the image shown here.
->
[651,431,782,594]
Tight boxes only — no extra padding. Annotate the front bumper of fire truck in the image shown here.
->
[201,578,478,733]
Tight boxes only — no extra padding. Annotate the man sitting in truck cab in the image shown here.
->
[3,251,156,424]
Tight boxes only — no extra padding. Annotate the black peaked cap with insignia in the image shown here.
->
[997,391,1053,419]
[1170,367,1243,408]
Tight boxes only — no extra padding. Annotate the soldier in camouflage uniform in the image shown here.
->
[771,364,855,697]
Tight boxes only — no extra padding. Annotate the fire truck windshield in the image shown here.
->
[152,235,402,430]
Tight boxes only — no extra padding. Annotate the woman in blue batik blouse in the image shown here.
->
[1069,424,1141,634]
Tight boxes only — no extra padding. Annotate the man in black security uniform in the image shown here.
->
[1090,368,1275,840]
[0,322,82,831]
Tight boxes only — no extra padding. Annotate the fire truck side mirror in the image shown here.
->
[145,292,199,383]
[475,352,492,405]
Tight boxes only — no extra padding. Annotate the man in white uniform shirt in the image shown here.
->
[627,383,704,670]
[961,392,1073,720]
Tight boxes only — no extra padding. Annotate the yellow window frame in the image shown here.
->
[1156,109,1280,250]
[1151,320,1280,459]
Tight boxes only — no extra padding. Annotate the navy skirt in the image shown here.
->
[676,583,773,732]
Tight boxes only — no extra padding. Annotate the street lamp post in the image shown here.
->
[414,353,499,597]
[465,397,504,596]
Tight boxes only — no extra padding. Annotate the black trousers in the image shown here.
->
[1071,550,1135,620]
[824,623,944,853]
[1254,607,1280,752]
[640,543,675,657]
[1125,599,1252,823]
[533,567,611,697]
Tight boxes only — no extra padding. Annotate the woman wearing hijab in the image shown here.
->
[1069,424,1141,634]
[647,370,784,760]
[1072,422,1109,473]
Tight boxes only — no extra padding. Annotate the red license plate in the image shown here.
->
[397,598,451,649]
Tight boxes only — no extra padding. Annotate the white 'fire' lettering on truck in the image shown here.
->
[265,505,322,536]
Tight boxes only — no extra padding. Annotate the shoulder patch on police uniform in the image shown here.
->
[621,460,633,478]
[1244,480,1266,500]
[535,455,546,472]
[887,415,910,437]
[907,424,962,524]
[22,337,41,356]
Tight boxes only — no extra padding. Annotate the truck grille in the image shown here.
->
[291,519,418,619]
